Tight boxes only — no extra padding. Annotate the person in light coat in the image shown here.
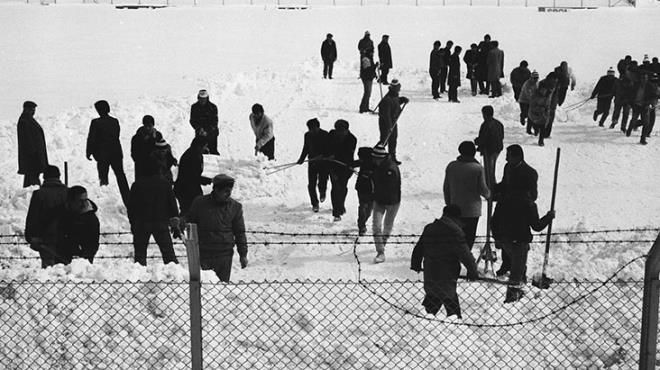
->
[518,71,539,129]
[249,103,275,160]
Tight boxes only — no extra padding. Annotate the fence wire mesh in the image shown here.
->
[0,278,644,369]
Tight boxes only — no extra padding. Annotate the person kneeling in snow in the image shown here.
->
[184,174,248,282]
[411,205,478,318]
[57,186,100,264]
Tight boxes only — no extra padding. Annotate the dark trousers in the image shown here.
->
[470,78,478,96]
[594,97,613,126]
[357,194,374,230]
[360,79,373,112]
[545,110,556,138]
[519,102,530,125]
[430,72,441,98]
[423,281,461,318]
[611,100,630,130]
[439,67,448,93]
[132,222,179,266]
[379,123,398,159]
[460,217,479,250]
[307,162,329,207]
[448,84,459,102]
[174,182,202,216]
[37,245,58,268]
[478,79,490,94]
[330,168,352,217]
[490,79,502,97]
[259,138,275,160]
[513,85,522,101]
[500,241,529,303]
[200,254,233,282]
[379,67,390,84]
[206,129,219,155]
[497,241,511,274]
[481,151,499,191]
[627,105,649,138]
[323,60,334,79]
[557,86,568,106]
[23,172,41,188]
[97,157,130,206]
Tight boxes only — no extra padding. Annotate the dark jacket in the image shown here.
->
[614,76,635,103]
[150,145,177,184]
[175,145,207,186]
[321,39,337,62]
[190,101,219,132]
[86,115,123,162]
[487,47,504,81]
[353,147,375,197]
[378,41,392,69]
[373,156,401,205]
[496,160,538,201]
[57,200,100,263]
[360,55,377,81]
[491,197,552,243]
[617,59,629,76]
[298,129,329,163]
[475,118,504,155]
[448,53,461,87]
[510,66,531,88]
[411,216,478,292]
[463,49,478,79]
[130,126,159,177]
[357,37,373,53]
[378,92,404,132]
[17,113,48,175]
[632,79,658,107]
[128,175,179,225]
[185,194,247,258]
[25,178,67,244]
[429,49,443,74]
[528,90,550,126]
[591,75,617,99]
[327,129,357,167]
[477,41,492,79]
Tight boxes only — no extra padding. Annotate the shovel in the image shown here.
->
[532,147,560,290]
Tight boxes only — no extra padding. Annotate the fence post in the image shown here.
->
[64,161,68,187]
[639,233,660,370]
[184,224,203,370]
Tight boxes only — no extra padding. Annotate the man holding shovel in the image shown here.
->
[378,79,409,165]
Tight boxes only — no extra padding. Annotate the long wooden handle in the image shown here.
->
[540,148,560,278]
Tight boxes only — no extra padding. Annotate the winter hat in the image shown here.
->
[365,31,370,36]
[389,79,401,90]
[531,70,539,79]
[198,89,209,99]
[212,174,235,189]
[643,54,650,63]
[23,101,37,109]
[371,145,388,159]
[43,165,60,179]
[607,67,615,76]
[155,138,168,148]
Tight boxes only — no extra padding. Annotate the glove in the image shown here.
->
[467,270,479,281]
[240,255,248,269]
[400,96,410,104]
[201,177,212,185]
[86,154,93,161]
[297,159,304,165]
[546,210,556,220]
[410,265,422,273]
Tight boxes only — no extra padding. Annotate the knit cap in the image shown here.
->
[371,145,388,158]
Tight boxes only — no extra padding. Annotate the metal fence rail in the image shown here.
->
[0,278,644,369]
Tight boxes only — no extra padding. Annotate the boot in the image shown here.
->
[374,252,386,264]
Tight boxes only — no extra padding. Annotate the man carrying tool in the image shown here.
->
[378,79,409,165]
[297,118,330,213]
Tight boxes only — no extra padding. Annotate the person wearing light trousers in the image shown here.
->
[371,145,400,263]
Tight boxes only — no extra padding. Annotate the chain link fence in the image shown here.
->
[0,277,644,369]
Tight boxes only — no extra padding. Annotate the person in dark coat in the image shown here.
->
[610,71,634,132]
[183,174,248,282]
[190,89,219,155]
[487,41,504,98]
[127,162,179,266]
[297,118,330,212]
[651,57,660,74]
[448,46,462,103]
[321,33,337,79]
[617,55,632,78]
[509,61,531,102]
[25,165,67,268]
[377,35,392,85]
[150,135,178,184]
[439,41,453,94]
[627,70,658,145]
[359,47,378,113]
[378,79,409,164]
[443,141,490,250]
[590,68,617,127]
[463,43,479,96]
[57,186,100,264]
[357,31,374,61]
[17,101,48,188]
[429,41,443,99]
[174,137,212,217]
[130,115,160,180]
[476,34,492,95]
[491,195,554,303]
[411,205,479,318]
[86,100,130,206]
[353,147,375,236]
[371,145,401,264]
[327,119,357,221]
[474,105,504,190]
[555,61,576,107]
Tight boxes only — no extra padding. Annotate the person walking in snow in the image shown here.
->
[174,137,212,216]
[371,145,400,264]
[150,135,178,184]
[297,118,330,213]
[359,47,378,113]
[611,69,634,132]
[378,34,392,85]
[590,67,617,127]
[447,46,462,103]
[321,33,337,79]
[429,41,444,100]
[86,100,130,206]
[543,72,561,139]
[378,79,409,164]
[128,162,179,266]
[555,61,576,106]
[17,101,48,188]
[183,174,248,282]
[411,205,479,318]
[477,34,492,95]
[627,69,658,145]
[617,55,632,78]
[249,103,275,160]
[510,61,531,102]
[130,115,160,180]
[353,147,376,236]
[487,41,504,98]
[439,40,453,94]
[327,119,356,221]
[463,43,479,96]
[443,141,490,250]
[474,105,504,190]
[528,80,552,146]
[57,185,100,265]
[190,89,219,155]
[518,70,539,130]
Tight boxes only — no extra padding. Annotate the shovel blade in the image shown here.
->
[531,273,554,289]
